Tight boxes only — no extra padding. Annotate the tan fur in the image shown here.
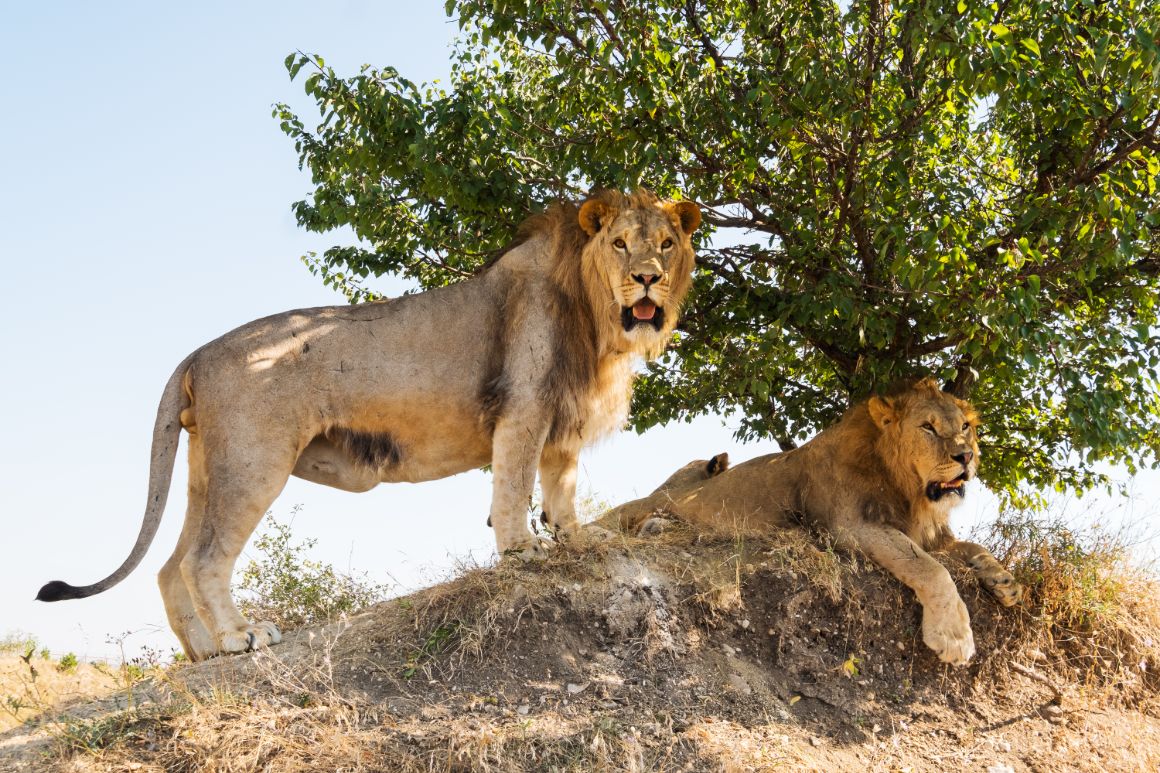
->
[603,378,1022,666]
[41,190,700,661]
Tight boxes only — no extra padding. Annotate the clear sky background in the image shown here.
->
[2,2,1155,661]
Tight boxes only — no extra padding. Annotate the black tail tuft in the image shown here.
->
[36,580,85,602]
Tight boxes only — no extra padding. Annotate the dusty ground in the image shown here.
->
[3,526,1158,772]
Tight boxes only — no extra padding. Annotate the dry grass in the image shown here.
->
[977,510,1160,707]
[14,513,1160,772]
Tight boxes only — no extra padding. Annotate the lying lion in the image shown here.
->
[38,189,701,661]
[598,378,1022,666]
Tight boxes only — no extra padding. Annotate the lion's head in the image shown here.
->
[574,190,700,357]
[657,452,731,491]
[866,377,980,510]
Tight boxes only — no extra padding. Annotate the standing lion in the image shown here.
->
[601,378,1022,666]
[38,189,701,661]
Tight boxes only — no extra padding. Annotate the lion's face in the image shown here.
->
[868,379,980,509]
[578,195,700,351]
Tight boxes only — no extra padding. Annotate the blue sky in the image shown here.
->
[1,2,1155,660]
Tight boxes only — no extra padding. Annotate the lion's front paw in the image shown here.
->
[218,621,282,655]
[974,561,1023,607]
[921,595,975,666]
[500,536,552,562]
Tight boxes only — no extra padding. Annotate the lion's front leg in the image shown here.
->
[539,443,601,543]
[489,410,551,560]
[837,522,975,666]
[946,540,1023,607]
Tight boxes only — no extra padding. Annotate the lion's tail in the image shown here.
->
[36,354,194,602]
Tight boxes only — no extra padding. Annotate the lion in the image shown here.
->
[600,378,1022,666]
[37,189,701,661]
[595,452,730,536]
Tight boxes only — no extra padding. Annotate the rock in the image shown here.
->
[726,673,752,695]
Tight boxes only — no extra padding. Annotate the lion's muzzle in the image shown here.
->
[925,471,969,502]
[622,298,665,331]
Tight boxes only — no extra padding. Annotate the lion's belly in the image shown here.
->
[334,396,494,483]
[378,430,493,483]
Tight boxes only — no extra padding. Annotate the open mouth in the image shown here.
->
[925,472,969,502]
[621,297,665,332]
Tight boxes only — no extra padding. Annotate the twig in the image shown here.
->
[1010,661,1064,704]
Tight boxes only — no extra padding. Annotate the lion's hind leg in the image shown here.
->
[158,438,218,661]
[947,540,1023,607]
[180,436,294,657]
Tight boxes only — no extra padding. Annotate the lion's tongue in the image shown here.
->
[632,298,657,320]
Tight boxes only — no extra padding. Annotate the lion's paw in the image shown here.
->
[636,517,670,538]
[921,596,975,666]
[572,524,615,544]
[501,536,552,562]
[973,560,1023,607]
[218,622,282,655]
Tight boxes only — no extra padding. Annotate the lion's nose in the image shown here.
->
[952,450,974,466]
[632,273,660,287]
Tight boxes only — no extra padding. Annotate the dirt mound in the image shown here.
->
[5,527,1160,771]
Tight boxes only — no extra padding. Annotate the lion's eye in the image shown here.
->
[613,238,627,249]
[962,422,970,431]
[921,423,936,434]
[661,238,673,250]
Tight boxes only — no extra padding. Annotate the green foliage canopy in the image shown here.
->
[275,0,1160,502]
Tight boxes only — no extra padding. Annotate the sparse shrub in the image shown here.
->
[977,509,1147,631]
[233,508,390,631]
[56,653,79,673]
[975,508,1160,696]
[402,622,460,679]
[0,631,40,655]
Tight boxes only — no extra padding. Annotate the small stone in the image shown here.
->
[740,619,750,629]
[566,682,589,695]
[727,673,752,695]
[517,704,530,716]
[810,736,822,747]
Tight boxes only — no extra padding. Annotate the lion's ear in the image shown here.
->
[867,396,897,429]
[578,199,614,236]
[954,398,980,425]
[706,452,730,476]
[666,200,702,235]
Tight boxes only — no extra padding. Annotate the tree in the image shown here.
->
[275,0,1160,502]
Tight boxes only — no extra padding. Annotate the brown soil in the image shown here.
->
[3,526,1158,771]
